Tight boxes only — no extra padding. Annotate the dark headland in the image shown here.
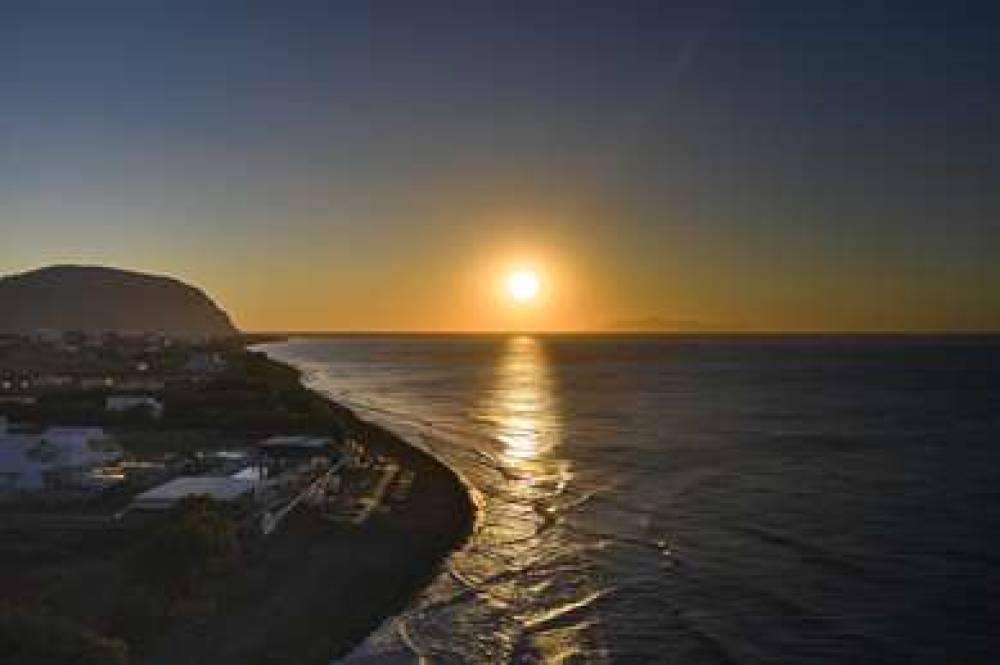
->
[0,265,237,338]
[0,266,475,664]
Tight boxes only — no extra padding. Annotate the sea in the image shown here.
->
[260,335,1000,664]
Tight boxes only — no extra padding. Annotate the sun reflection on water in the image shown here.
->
[272,337,611,663]
[490,335,561,466]
[481,337,606,662]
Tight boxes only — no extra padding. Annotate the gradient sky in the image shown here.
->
[3,1,998,331]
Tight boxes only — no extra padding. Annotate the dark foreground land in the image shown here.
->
[142,421,474,664]
[0,344,474,665]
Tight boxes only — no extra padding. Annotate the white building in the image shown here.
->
[40,427,121,468]
[257,436,333,455]
[131,476,255,511]
[32,329,63,344]
[33,374,75,390]
[106,395,164,420]
[0,396,37,406]
[0,426,123,492]
[0,434,44,491]
[78,376,115,390]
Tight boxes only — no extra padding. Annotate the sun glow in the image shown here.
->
[507,270,540,302]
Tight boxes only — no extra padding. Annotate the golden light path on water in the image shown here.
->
[279,336,606,662]
[475,336,603,663]
[492,336,559,463]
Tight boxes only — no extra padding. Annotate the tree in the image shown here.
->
[129,496,238,601]
[0,604,128,665]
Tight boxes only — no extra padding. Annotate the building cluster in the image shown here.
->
[0,417,123,491]
[0,413,350,531]
[125,435,360,538]
[0,332,236,493]
[0,331,391,534]
[0,330,228,416]
[129,436,345,527]
[0,331,226,399]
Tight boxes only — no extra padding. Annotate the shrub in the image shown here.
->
[109,587,163,647]
[0,604,128,665]
[128,496,238,601]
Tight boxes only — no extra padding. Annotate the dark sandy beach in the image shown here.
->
[139,394,477,664]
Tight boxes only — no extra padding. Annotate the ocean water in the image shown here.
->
[262,335,1000,664]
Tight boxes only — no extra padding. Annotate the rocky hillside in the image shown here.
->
[0,265,238,337]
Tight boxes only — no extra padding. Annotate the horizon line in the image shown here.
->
[246,329,1000,337]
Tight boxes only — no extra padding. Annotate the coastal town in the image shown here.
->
[0,330,403,527]
[0,329,471,664]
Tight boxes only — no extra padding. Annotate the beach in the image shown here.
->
[142,405,475,664]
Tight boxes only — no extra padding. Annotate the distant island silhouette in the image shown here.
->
[0,265,238,337]
[608,316,743,332]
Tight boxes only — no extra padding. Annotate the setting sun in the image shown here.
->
[507,270,540,302]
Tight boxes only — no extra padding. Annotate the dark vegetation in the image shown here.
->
[0,498,237,665]
[161,350,350,433]
[0,604,128,665]
[127,497,239,601]
[4,348,349,437]
[0,346,474,664]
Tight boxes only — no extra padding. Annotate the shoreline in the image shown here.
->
[250,350,479,661]
[317,390,478,659]
[153,350,479,663]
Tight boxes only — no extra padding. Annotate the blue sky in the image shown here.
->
[3,1,998,330]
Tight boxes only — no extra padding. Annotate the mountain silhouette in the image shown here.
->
[0,265,238,337]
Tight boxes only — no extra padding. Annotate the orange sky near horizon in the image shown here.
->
[3,176,998,333]
[4,216,999,334]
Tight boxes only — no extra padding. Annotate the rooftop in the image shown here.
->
[257,436,332,450]
[132,476,254,506]
[43,426,108,439]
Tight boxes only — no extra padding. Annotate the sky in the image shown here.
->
[2,1,998,332]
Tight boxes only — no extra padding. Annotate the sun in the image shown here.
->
[507,270,540,302]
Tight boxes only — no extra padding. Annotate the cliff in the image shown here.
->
[0,265,238,338]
